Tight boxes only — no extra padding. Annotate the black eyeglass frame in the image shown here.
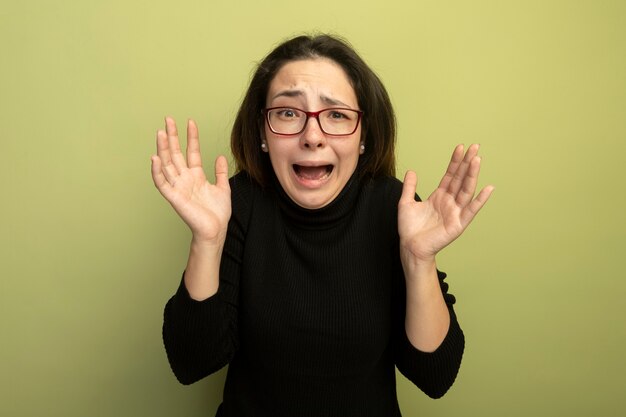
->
[263,107,364,136]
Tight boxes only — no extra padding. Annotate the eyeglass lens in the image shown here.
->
[267,108,360,135]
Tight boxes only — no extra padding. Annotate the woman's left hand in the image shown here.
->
[398,144,494,263]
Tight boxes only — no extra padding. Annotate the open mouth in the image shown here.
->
[293,164,333,181]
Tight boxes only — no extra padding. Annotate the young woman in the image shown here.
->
[151,34,493,417]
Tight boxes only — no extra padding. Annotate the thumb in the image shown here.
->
[400,171,418,204]
[214,155,230,190]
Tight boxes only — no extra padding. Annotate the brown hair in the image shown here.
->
[231,34,396,186]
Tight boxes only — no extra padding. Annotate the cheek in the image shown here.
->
[265,140,291,173]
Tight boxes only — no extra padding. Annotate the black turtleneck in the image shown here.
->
[163,171,464,417]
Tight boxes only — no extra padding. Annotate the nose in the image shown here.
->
[300,116,326,149]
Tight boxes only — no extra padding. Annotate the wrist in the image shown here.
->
[399,242,436,266]
[400,246,437,277]
[190,233,226,254]
[191,227,227,246]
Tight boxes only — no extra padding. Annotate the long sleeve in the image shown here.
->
[162,173,253,385]
[394,270,465,399]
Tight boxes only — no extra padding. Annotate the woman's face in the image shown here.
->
[264,58,363,209]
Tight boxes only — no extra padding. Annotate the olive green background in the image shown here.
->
[1,1,624,416]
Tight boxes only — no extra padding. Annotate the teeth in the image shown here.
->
[294,164,333,180]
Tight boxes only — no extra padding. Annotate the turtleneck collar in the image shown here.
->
[271,171,362,229]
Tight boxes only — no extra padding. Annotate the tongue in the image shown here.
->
[296,165,329,180]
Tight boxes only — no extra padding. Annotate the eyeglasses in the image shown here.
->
[263,107,363,136]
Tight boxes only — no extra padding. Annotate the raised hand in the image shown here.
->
[151,117,232,244]
[398,144,494,263]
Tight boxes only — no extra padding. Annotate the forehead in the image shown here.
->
[267,58,357,106]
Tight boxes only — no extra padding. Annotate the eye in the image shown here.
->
[275,108,302,119]
[328,110,348,119]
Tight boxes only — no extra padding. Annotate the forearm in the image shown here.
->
[165,227,239,384]
[402,256,450,353]
[183,235,225,301]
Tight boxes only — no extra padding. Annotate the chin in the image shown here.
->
[289,189,337,209]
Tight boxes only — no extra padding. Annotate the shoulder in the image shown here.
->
[361,175,422,203]
[353,176,405,227]
[229,170,256,192]
[229,170,267,202]
[361,175,405,203]
[228,171,264,231]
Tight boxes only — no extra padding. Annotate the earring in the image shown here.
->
[360,144,365,154]
[261,142,267,151]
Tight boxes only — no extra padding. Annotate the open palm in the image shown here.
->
[151,117,231,243]
[398,144,494,262]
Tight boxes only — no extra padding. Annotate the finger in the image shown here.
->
[150,155,174,198]
[214,155,230,191]
[447,143,480,196]
[165,116,188,173]
[455,156,481,207]
[400,170,418,204]
[437,144,465,190]
[186,119,203,169]
[156,128,179,184]
[460,185,495,227]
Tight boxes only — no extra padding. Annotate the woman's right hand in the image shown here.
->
[151,117,232,245]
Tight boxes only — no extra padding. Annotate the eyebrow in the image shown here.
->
[270,89,352,108]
